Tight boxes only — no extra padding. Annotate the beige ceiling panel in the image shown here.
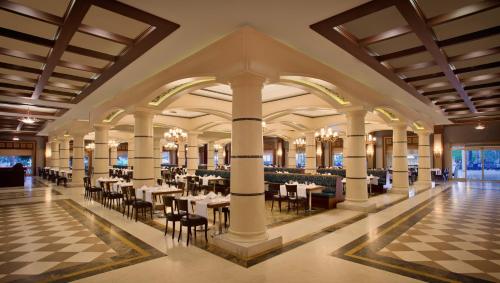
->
[343,7,407,39]
[0,55,43,69]
[82,6,150,39]
[44,84,80,94]
[432,7,500,40]
[48,77,87,88]
[0,68,39,80]
[369,33,422,55]
[0,10,58,39]
[13,0,71,17]
[443,35,500,57]
[0,78,34,88]
[452,54,500,69]
[0,36,50,57]
[61,51,110,69]
[69,32,126,56]
[458,66,500,79]
[399,65,442,78]
[53,66,96,79]
[386,51,434,68]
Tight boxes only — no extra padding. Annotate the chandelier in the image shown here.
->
[214,144,222,151]
[315,127,339,143]
[108,140,119,148]
[366,134,376,144]
[164,128,187,143]
[163,142,178,150]
[18,108,39,124]
[293,138,306,150]
[85,142,95,150]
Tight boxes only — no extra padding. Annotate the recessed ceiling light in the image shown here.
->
[12,137,19,141]
[475,123,485,130]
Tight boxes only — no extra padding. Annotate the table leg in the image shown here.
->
[217,207,223,234]
[308,191,312,211]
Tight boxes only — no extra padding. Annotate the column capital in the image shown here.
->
[226,72,267,88]
[342,108,367,117]
[93,123,110,131]
[133,109,154,119]
[415,129,433,136]
[391,122,409,130]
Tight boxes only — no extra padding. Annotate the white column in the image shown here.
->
[305,131,316,174]
[416,130,432,189]
[59,137,70,171]
[344,110,368,202]
[46,141,52,167]
[324,142,331,167]
[154,137,162,180]
[110,146,117,166]
[288,142,296,168]
[207,142,215,170]
[72,134,85,186]
[93,125,109,184]
[51,139,60,169]
[178,142,186,167]
[216,145,221,167]
[127,139,134,169]
[133,111,154,187]
[391,124,409,194]
[186,133,199,175]
[227,73,267,242]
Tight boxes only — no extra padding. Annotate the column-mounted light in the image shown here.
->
[277,147,283,156]
[433,144,442,157]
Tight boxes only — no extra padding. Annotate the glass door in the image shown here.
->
[451,148,465,179]
[483,149,500,181]
[465,149,482,180]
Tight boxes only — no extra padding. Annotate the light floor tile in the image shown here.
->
[411,235,444,243]
[64,252,102,263]
[12,243,49,252]
[435,260,482,274]
[403,242,438,251]
[391,251,430,262]
[448,241,486,251]
[11,261,60,275]
[443,250,485,260]
[59,244,94,253]
[11,252,53,262]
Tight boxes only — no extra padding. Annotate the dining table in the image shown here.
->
[279,183,324,211]
[136,185,183,212]
[180,193,230,235]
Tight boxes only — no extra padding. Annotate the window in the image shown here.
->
[162,152,170,164]
[451,146,500,181]
[296,152,305,168]
[333,153,343,167]
[0,156,32,174]
[263,151,273,166]
[117,153,128,166]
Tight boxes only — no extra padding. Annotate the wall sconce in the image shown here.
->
[45,146,51,158]
[366,144,374,156]
[277,148,283,157]
[316,146,322,156]
[434,144,442,157]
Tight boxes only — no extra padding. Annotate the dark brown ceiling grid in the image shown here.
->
[311,0,500,123]
[0,0,179,133]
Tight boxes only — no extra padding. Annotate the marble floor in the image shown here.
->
[0,178,498,282]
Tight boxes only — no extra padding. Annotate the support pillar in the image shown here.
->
[51,139,60,169]
[46,141,52,167]
[207,141,215,170]
[71,134,85,186]
[59,137,70,171]
[127,139,134,169]
[215,145,221,168]
[178,142,186,168]
[186,133,199,175]
[288,142,296,169]
[93,125,109,184]
[133,111,154,187]
[415,130,432,191]
[154,137,162,180]
[110,146,117,166]
[305,131,316,174]
[391,124,409,194]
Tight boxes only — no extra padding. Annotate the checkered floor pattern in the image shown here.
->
[0,189,59,201]
[0,201,117,282]
[378,188,500,282]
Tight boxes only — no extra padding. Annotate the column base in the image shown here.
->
[337,200,377,213]
[213,233,282,260]
[390,186,409,194]
[68,182,84,188]
[413,181,433,193]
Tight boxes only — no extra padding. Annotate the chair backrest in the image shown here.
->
[120,185,130,198]
[177,181,185,191]
[157,178,163,186]
[285,184,298,197]
[268,183,281,195]
[83,177,90,189]
[176,198,189,215]
[162,195,175,214]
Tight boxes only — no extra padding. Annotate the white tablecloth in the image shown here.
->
[279,183,317,198]
[112,181,133,192]
[96,177,123,187]
[136,185,180,203]
[179,193,230,218]
[200,175,223,186]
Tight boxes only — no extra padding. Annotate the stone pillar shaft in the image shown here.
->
[207,142,215,170]
[288,143,296,168]
[133,111,154,187]
[59,137,70,170]
[46,142,52,167]
[72,134,85,185]
[417,131,432,186]
[51,140,60,168]
[110,146,117,166]
[154,138,162,180]
[392,124,409,193]
[186,134,199,175]
[93,125,109,184]
[127,139,134,169]
[345,110,368,202]
[305,132,316,174]
[228,73,266,242]
[178,142,186,167]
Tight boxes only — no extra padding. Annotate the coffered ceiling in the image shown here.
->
[311,0,500,124]
[0,0,178,134]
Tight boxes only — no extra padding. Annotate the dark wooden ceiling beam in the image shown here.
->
[359,0,500,46]
[0,27,117,62]
[0,47,46,63]
[78,23,134,45]
[405,61,500,82]
[0,62,93,83]
[32,0,92,99]
[464,81,500,91]
[0,106,56,116]
[396,1,476,112]
[0,99,68,110]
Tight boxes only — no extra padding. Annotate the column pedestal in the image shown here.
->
[51,139,60,169]
[305,131,316,174]
[127,139,134,169]
[59,137,70,172]
[414,130,433,192]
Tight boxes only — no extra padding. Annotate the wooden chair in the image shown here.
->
[286,184,307,214]
[162,195,186,239]
[121,186,134,218]
[130,187,153,222]
[105,182,122,209]
[269,183,286,212]
[84,177,101,200]
[177,198,208,246]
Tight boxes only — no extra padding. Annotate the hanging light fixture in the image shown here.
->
[163,142,178,150]
[315,127,339,143]
[85,142,95,150]
[164,128,187,143]
[108,140,119,148]
[475,123,485,130]
[366,134,376,144]
[18,108,39,124]
[293,138,306,150]
[12,137,19,141]
[214,144,222,151]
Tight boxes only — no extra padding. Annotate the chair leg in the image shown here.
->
[164,219,168,236]
[150,206,153,219]
[205,223,208,241]
[178,223,182,242]
[187,226,191,246]
[271,199,274,211]
[172,221,176,239]
[213,209,216,225]
[278,199,282,212]
[135,207,138,222]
